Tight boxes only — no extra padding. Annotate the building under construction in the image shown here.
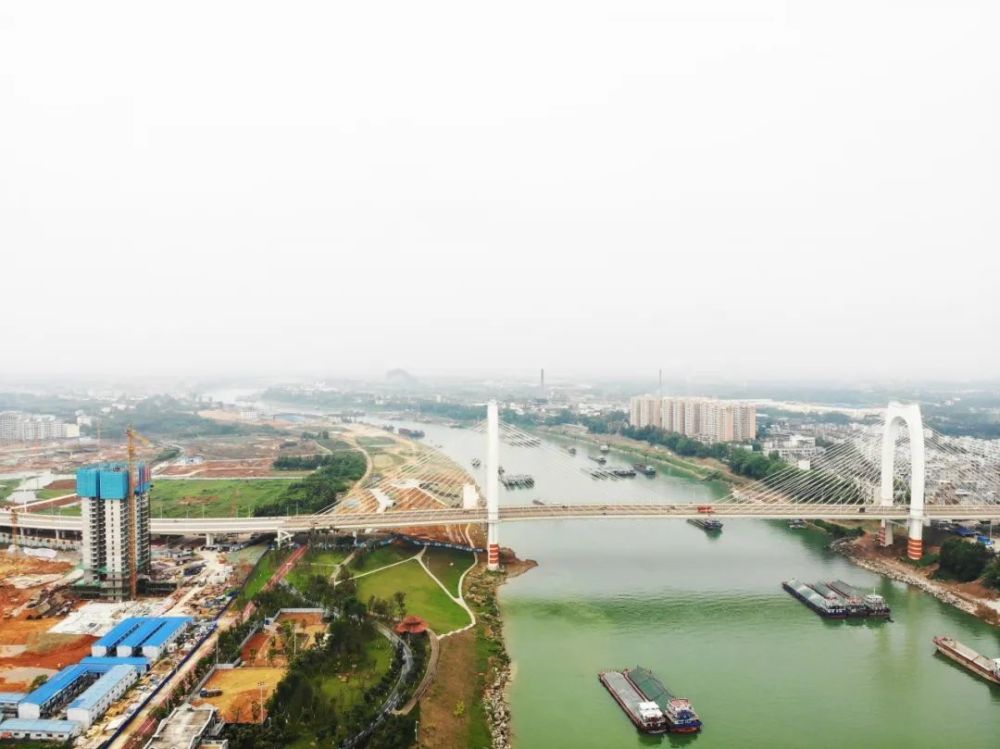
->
[76,462,151,600]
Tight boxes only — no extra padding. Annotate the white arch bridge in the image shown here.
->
[3,402,998,566]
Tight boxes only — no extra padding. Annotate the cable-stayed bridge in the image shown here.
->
[4,401,999,566]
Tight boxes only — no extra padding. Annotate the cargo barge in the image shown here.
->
[933,636,1000,685]
[782,579,847,618]
[687,518,723,532]
[598,670,667,734]
[827,580,890,618]
[624,667,702,733]
[632,463,656,476]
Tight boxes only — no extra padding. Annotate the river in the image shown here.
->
[382,418,1000,749]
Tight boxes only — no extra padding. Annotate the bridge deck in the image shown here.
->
[2,504,999,536]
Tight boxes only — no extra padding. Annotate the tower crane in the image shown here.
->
[126,427,153,599]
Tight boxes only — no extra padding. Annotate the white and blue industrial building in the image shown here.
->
[0,616,192,740]
[92,616,192,660]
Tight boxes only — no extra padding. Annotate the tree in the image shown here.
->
[392,591,407,619]
[982,556,1000,589]
[938,538,992,582]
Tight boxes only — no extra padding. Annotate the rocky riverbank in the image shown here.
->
[832,536,1000,625]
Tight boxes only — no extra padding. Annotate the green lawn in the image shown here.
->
[349,544,416,572]
[36,488,73,500]
[0,480,19,502]
[35,503,81,516]
[423,547,475,597]
[150,479,295,517]
[354,559,471,633]
[357,435,396,448]
[285,548,350,593]
[241,548,284,600]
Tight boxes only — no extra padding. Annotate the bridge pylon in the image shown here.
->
[486,400,500,570]
[879,402,926,560]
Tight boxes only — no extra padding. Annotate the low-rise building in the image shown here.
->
[0,718,82,742]
[66,664,138,729]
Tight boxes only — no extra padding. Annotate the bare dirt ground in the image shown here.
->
[417,629,477,748]
[0,556,94,683]
[193,666,285,722]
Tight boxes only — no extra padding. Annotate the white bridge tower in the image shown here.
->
[878,402,926,560]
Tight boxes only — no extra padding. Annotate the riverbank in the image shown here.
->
[538,425,743,485]
[418,550,535,749]
[832,533,1000,626]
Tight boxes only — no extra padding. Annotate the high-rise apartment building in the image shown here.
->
[77,463,152,600]
[628,396,662,429]
[628,396,756,443]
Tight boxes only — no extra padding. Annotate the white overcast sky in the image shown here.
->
[1,1,997,382]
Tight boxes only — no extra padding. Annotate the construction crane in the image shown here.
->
[126,427,153,599]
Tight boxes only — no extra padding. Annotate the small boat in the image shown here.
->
[589,455,607,465]
[567,446,577,456]
[632,463,656,477]
[471,458,481,468]
[599,444,610,453]
[788,519,807,529]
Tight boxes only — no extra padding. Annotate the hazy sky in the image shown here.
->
[1,1,997,382]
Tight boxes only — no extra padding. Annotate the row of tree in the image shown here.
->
[255,451,367,516]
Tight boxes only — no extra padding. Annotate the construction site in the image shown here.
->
[0,407,488,746]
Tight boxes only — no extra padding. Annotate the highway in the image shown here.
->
[4,503,1000,537]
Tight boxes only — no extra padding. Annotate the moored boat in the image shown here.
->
[782,579,848,618]
[632,463,656,476]
[687,518,723,532]
[599,670,667,734]
[624,666,702,733]
[933,636,1000,685]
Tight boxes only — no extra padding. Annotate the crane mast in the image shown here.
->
[125,427,152,600]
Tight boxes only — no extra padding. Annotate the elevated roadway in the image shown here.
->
[4,503,1000,538]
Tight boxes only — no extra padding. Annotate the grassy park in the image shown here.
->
[424,546,476,597]
[354,558,471,633]
[150,478,295,517]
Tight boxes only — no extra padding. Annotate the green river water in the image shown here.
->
[393,421,1000,749]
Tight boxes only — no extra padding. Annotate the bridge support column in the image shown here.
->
[205,533,214,547]
[486,400,500,571]
[907,516,924,560]
[877,520,893,547]
[276,529,292,548]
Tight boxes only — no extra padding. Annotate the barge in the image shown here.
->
[632,463,656,476]
[598,670,667,734]
[933,636,1000,685]
[624,667,702,734]
[589,455,607,465]
[687,518,723,532]
[782,579,847,618]
[500,473,534,489]
[827,580,890,618]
